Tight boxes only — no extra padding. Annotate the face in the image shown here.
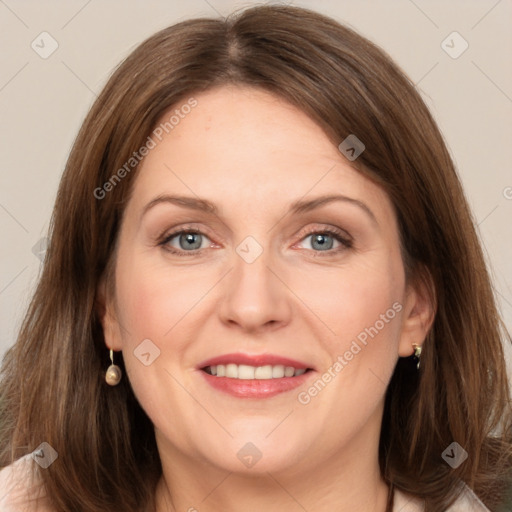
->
[100,85,428,476]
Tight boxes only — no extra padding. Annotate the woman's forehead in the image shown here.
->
[131,86,391,215]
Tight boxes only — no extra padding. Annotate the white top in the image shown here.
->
[393,485,490,511]
[0,454,492,511]
[0,455,52,512]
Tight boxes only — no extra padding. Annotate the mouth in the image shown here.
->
[197,353,315,398]
[202,364,312,379]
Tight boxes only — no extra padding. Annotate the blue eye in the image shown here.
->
[297,228,352,256]
[159,226,352,257]
[161,230,210,253]
[304,232,338,251]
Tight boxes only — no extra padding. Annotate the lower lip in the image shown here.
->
[199,370,314,398]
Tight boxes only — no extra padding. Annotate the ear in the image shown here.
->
[95,274,123,352]
[398,269,436,357]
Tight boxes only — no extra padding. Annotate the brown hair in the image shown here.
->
[1,5,511,511]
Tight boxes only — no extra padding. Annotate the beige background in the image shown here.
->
[0,0,511,376]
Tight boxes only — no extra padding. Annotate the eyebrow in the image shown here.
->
[141,193,378,226]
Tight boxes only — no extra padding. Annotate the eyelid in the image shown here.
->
[292,225,353,255]
[297,223,353,242]
[158,224,216,250]
[157,222,353,256]
[159,223,218,243]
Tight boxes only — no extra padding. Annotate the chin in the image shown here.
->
[198,431,312,475]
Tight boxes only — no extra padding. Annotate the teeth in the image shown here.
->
[272,365,284,378]
[226,363,238,378]
[254,365,273,379]
[206,364,308,379]
[238,365,255,379]
[284,366,295,377]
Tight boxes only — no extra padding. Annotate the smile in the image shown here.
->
[197,353,315,398]
[203,364,308,379]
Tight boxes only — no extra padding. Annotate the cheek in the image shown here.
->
[113,252,218,401]
[112,256,201,438]
[115,252,209,344]
[307,254,404,367]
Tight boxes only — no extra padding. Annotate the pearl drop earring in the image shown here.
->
[105,349,122,386]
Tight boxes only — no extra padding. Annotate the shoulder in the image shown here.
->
[393,488,424,511]
[0,455,53,512]
[445,485,491,511]
[393,483,491,511]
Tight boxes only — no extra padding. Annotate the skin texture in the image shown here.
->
[98,85,434,512]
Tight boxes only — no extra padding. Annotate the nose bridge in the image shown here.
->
[235,236,273,290]
[218,232,291,331]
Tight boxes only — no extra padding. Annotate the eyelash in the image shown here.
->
[157,225,353,258]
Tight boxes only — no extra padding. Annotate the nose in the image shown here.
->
[217,245,292,335]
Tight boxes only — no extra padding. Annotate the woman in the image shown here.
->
[0,4,510,511]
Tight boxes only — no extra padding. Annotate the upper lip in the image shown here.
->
[198,353,313,370]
